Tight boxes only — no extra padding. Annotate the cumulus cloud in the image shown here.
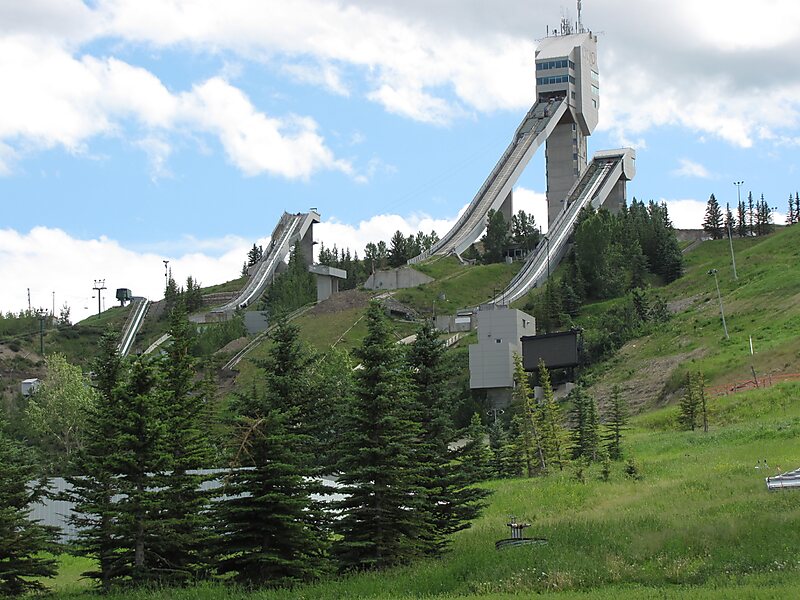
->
[0,36,352,180]
[673,158,712,179]
[0,227,253,324]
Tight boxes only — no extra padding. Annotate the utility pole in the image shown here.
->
[707,269,728,339]
[731,181,745,279]
[35,308,46,355]
[163,260,170,294]
[92,279,106,316]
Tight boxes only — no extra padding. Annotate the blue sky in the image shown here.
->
[1,0,799,321]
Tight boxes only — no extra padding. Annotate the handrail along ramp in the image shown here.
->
[409,98,569,263]
[212,210,319,316]
[490,148,635,306]
[118,297,150,357]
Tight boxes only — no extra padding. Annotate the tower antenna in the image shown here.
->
[577,0,583,33]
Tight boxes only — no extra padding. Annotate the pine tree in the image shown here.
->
[511,354,546,476]
[63,331,125,590]
[114,356,168,584]
[480,209,510,264]
[0,417,57,597]
[569,386,601,462]
[407,321,489,556]
[488,418,518,478]
[152,302,214,583]
[537,359,568,471]
[678,372,700,431]
[458,413,493,483]
[736,201,748,237]
[795,192,800,224]
[334,301,426,571]
[747,191,755,236]
[603,385,628,461]
[702,193,724,239]
[214,315,327,586]
[388,230,408,267]
[724,203,736,237]
[787,194,796,225]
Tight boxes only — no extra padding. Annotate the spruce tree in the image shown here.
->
[334,301,426,571]
[511,354,545,476]
[603,385,628,461]
[63,331,125,590]
[736,201,748,237]
[407,321,489,556]
[724,203,736,237]
[152,302,214,583]
[537,359,568,471]
[702,194,724,239]
[458,413,493,483]
[488,418,518,478]
[678,372,700,431]
[214,315,328,586]
[747,191,755,236]
[0,417,57,597]
[569,386,601,462]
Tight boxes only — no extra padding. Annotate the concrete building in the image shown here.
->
[364,266,434,291]
[468,305,536,406]
[309,264,347,302]
[535,24,600,225]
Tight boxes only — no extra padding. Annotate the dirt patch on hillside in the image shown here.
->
[667,293,703,315]
[590,344,706,415]
[307,289,371,316]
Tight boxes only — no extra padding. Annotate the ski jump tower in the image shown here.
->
[409,13,635,289]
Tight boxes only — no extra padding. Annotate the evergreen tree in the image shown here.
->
[152,302,214,583]
[388,230,408,267]
[480,209,510,264]
[511,210,540,251]
[736,201,748,237]
[263,242,315,315]
[63,331,125,590]
[678,372,700,431]
[334,301,426,571]
[214,315,327,586]
[747,191,755,236]
[569,386,601,463]
[511,354,545,476]
[787,194,796,225]
[246,243,263,267]
[702,193,724,239]
[113,356,167,583]
[408,321,490,555]
[458,413,493,483]
[795,192,800,224]
[724,203,736,237]
[603,385,628,461]
[0,417,57,597]
[488,418,518,478]
[537,359,568,471]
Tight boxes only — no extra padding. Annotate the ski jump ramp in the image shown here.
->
[410,26,636,307]
[210,210,320,318]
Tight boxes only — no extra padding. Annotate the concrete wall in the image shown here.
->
[468,306,536,390]
[364,267,434,290]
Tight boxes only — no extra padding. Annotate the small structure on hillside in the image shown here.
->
[364,266,433,290]
[495,517,547,550]
[115,288,132,306]
[309,264,347,303]
[435,309,477,334]
[20,378,40,397]
[468,304,536,406]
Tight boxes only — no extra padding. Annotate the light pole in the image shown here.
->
[92,279,106,316]
[707,269,728,339]
[34,308,47,355]
[163,260,170,293]
[725,202,738,281]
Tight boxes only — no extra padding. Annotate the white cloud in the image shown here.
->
[0,39,352,180]
[0,227,252,324]
[673,158,712,179]
[659,198,707,230]
[282,62,350,97]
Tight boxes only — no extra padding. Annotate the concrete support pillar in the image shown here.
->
[546,112,587,227]
[499,188,514,227]
[602,179,627,214]
[300,222,315,266]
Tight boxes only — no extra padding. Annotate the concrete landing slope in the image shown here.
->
[211,210,320,317]
[118,297,150,357]
[492,148,635,306]
[409,98,569,263]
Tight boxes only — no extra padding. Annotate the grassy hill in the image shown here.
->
[48,379,800,598]
[579,225,800,413]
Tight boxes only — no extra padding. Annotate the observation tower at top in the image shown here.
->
[535,14,600,223]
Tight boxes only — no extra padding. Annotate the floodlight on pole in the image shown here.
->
[707,269,728,339]
[92,279,106,316]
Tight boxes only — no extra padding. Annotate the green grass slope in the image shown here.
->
[49,381,800,598]
[581,226,800,410]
